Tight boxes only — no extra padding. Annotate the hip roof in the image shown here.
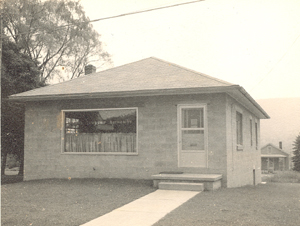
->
[9,57,269,119]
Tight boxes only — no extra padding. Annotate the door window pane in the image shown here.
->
[182,130,204,150]
[182,108,204,128]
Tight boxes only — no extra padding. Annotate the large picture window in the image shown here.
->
[63,108,137,154]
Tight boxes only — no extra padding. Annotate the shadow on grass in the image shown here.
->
[1,174,23,185]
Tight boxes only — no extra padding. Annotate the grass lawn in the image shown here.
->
[2,176,300,226]
[154,183,300,226]
[1,178,156,226]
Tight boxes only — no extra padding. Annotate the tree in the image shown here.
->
[292,133,300,172]
[1,37,44,175]
[1,0,111,176]
[2,0,111,83]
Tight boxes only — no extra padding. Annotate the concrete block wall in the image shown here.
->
[24,93,228,185]
[225,95,262,188]
[24,101,62,180]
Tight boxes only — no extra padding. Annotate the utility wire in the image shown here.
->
[250,31,300,92]
[86,0,203,23]
[1,0,203,39]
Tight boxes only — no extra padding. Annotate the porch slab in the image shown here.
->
[158,182,204,191]
[151,173,222,191]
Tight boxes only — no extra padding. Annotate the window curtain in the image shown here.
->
[65,133,136,153]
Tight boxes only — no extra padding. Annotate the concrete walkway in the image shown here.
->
[81,189,200,226]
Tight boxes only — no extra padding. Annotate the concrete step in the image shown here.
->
[158,182,204,191]
[152,173,222,191]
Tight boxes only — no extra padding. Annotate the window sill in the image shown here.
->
[61,152,138,156]
[236,145,243,151]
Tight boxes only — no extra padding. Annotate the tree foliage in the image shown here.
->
[1,37,45,175]
[1,39,44,96]
[292,133,300,172]
[2,0,111,83]
[1,0,111,175]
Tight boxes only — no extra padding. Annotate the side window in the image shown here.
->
[255,122,258,149]
[250,119,253,147]
[236,111,243,150]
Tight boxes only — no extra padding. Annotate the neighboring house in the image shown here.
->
[9,57,269,188]
[261,143,289,172]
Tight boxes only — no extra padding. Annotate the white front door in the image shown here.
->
[178,105,207,167]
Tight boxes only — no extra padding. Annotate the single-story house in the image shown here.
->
[10,57,269,188]
[261,143,290,172]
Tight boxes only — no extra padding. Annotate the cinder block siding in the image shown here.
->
[24,93,228,182]
[24,101,62,180]
[225,95,262,188]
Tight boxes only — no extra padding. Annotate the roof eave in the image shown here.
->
[9,85,269,120]
[9,86,238,102]
[261,154,289,158]
[227,86,270,119]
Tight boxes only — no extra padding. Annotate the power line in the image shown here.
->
[250,31,300,92]
[88,0,203,23]
[1,0,204,39]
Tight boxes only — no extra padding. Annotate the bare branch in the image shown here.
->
[3,0,111,83]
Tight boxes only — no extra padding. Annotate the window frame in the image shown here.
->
[255,121,258,150]
[236,111,243,151]
[177,103,208,168]
[249,118,253,147]
[61,107,138,155]
[180,106,206,151]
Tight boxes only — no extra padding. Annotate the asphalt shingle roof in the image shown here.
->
[9,57,270,119]
[10,57,234,99]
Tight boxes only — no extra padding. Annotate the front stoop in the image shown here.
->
[151,173,222,191]
[158,182,204,191]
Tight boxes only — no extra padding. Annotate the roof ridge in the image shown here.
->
[149,57,234,86]
[92,57,153,75]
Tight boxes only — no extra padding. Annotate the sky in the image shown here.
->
[79,0,300,100]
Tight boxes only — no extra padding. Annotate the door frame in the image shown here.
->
[177,104,208,168]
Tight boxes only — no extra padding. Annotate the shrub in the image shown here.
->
[271,171,300,183]
[292,134,300,171]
